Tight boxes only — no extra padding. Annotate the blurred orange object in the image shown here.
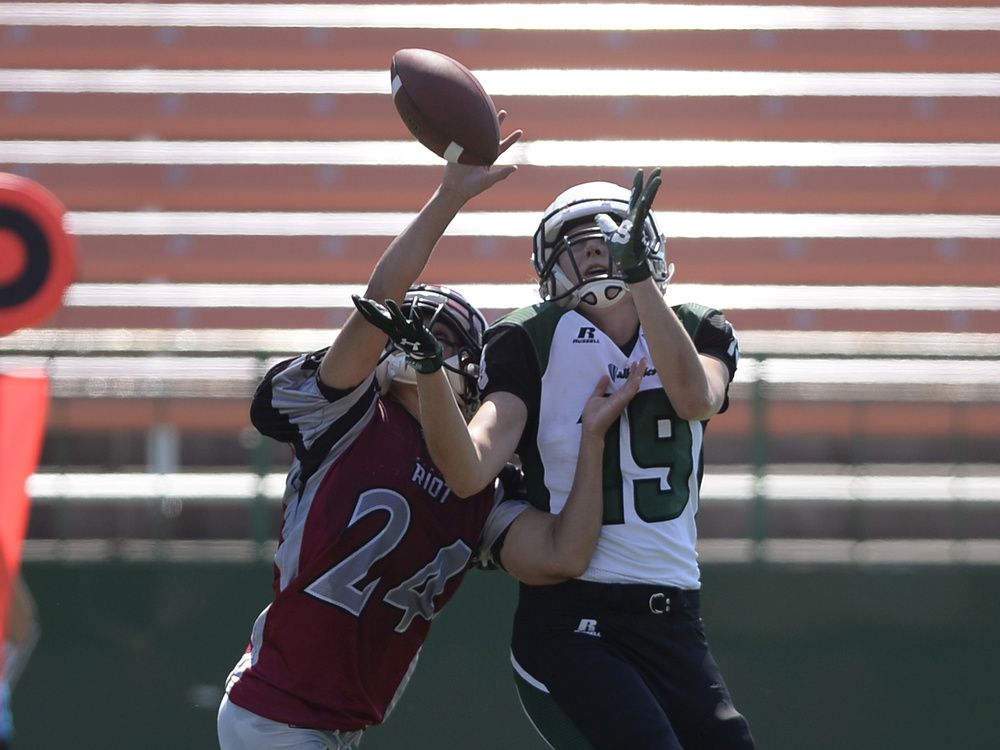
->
[0,373,48,653]
[0,173,77,335]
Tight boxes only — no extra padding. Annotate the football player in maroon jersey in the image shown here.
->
[217,143,645,749]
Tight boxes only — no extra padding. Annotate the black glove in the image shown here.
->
[594,167,662,283]
[352,295,444,374]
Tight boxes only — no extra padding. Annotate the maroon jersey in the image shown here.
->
[226,350,512,731]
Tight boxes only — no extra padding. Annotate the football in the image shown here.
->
[390,48,501,166]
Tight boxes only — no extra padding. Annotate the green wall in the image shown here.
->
[11,561,1000,749]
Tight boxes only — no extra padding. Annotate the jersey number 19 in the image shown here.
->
[601,389,694,524]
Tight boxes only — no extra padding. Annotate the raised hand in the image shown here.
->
[441,110,522,199]
[594,168,662,284]
[580,357,647,438]
[351,295,444,374]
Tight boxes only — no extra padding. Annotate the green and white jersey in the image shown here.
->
[479,301,739,588]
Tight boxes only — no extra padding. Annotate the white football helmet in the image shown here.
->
[532,180,671,309]
[376,284,486,418]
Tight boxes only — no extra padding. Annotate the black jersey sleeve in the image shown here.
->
[688,307,740,415]
[479,324,541,416]
[692,309,740,381]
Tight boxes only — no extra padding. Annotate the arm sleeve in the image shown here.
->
[691,309,740,414]
[479,324,541,415]
[472,464,532,571]
[250,348,378,461]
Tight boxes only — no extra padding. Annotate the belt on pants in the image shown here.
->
[554,578,701,615]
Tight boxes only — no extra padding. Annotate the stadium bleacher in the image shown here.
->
[2,1,999,558]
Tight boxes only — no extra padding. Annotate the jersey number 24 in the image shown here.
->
[304,489,472,633]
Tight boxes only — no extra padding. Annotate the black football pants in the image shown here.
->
[511,579,755,750]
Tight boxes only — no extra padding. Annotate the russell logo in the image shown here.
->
[573,326,598,344]
[574,618,601,637]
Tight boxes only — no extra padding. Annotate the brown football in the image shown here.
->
[390,48,501,166]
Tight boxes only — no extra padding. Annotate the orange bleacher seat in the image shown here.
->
[9,163,1000,214]
[69,235,1000,286]
[3,24,998,73]
[5,92,1000,142]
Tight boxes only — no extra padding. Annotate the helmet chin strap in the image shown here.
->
[549,260,677,310]
[577,278,628,309]
[550,266,629,310]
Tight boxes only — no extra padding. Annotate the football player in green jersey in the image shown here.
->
[389,169,755,749]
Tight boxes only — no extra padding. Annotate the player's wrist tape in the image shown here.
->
[408,358,443,374]
[621,261,653,283]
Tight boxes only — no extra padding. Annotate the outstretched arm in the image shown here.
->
[630,279,730,420]
[350,295,527,497]
[499,360,646,585]
[320,117,521,390]
[597,168,728,420]
[421,376,527,497]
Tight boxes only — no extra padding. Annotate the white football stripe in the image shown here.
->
[442,142,465,163]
